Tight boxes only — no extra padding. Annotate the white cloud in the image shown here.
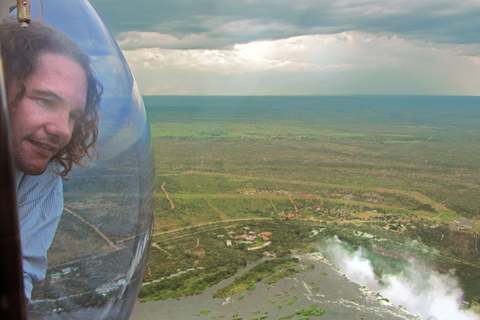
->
[122,35,336,73]
[121,31,480,95]
[121,32,369,73]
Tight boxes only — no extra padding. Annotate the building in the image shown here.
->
[61,267,71,275]
[454,219,473,230]
[235,235,256,241]
[248,241,272,251]
[50,273,62,281]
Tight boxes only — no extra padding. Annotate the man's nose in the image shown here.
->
[45,112,72,142]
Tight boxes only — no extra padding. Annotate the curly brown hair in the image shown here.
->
[0,18,103,178]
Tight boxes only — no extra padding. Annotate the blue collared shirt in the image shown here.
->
[14,161,63,301]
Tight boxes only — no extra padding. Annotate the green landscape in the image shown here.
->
[139,95,480,316]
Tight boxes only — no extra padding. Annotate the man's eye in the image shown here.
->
[69,113,82,121]
[36,98,54,107]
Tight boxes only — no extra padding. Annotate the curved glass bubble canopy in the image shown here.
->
[4,0,155,318]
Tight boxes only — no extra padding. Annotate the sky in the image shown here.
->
[89,0,480,96]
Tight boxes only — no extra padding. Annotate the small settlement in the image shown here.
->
[227,227,273,251]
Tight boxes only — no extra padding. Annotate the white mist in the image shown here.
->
[322,237,480,320]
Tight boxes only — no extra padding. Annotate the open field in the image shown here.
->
[136,96,480,307]
[146,95,480,220]
[33,95,479,314]
[28,94,480,316]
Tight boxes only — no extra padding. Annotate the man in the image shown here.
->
[0,19,103,300]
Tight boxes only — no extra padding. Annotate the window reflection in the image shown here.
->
[1,0,154,318]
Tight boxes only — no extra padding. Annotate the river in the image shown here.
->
[130,252,418,320]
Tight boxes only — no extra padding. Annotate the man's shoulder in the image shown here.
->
[17,162,62,197]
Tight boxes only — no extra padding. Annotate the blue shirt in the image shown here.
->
[14,161,63,301]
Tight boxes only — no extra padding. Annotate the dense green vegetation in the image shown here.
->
[146,95,480,219]
[295,304,326,316]
[213,258,299,298]
[139,220,317,301]
[138,96,480,308]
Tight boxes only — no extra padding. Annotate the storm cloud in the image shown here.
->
[90,0,480,95]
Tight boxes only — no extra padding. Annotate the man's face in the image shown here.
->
[8,52,88,175]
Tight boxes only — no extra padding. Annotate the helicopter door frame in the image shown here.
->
[0,45,28,320]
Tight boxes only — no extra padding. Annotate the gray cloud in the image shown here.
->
[88,0,480,95]
[120,32,480,95]
[91,0,480,49]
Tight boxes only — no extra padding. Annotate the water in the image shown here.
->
[131,95,480,319]
[131,253,418,320]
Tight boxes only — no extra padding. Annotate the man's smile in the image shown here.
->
[27,138,60,156]
[30,140,56,151]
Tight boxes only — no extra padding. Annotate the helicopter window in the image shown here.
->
[0,0,154,319]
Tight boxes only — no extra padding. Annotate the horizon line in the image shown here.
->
[142,94,480,98]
